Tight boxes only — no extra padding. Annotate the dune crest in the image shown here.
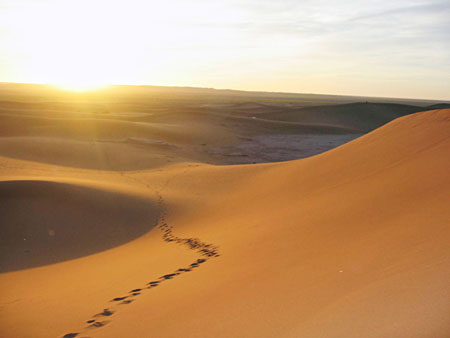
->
[0,109,449,338]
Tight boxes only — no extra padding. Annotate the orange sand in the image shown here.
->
[0,109,449,338]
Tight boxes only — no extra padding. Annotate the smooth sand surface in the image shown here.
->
[0,180,160,272]
[0,109,449,338]
[3,85,443,170]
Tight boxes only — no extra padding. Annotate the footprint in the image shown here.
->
[95,308,114,317]
[60,186,221,336]
[90,321,108,328]
[177,268,191,272]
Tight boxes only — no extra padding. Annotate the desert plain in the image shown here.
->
[0,83,449,338]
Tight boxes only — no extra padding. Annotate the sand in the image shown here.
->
[0,102,449,337]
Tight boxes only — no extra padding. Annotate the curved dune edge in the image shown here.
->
[0,179,161,272]
[59,186,221,338]
[0,109,448,338]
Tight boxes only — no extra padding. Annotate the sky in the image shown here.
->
[0,0,449,99]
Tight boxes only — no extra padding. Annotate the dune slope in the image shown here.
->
[0,109,448,338]
[0,180,160,272]
[260,102,424,131]
[122,108,448,338]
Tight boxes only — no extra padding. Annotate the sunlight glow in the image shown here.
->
[52,81,107,92]
[0,0,448,98]
[4,0,157,91]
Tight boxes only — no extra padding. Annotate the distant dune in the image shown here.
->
[0,82,445,107]
[0,108,448,338]
[425,103,450,110]
[2,84,448,170]
[258,102,428,131]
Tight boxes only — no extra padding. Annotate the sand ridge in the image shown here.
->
[2,85,446,170]
[60,181,220,338]
[0,109,448,338]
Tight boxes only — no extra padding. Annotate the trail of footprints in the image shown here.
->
[61,193,220,338]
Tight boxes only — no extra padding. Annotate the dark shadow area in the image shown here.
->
[62,334,78,338]
[0,180,160,272]
[95,309,114,317]
[160,273,177,280]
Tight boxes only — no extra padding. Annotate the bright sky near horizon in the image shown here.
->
[0,0,449,99]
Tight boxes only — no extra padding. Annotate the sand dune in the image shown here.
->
[0,137,190,170]
[1,84,448,170]
[0,108,448,338]
[0,100,358,170]
[258,102,425,131]
[426,103,450,110]
[0,113,230,144]
[0,179,160,272]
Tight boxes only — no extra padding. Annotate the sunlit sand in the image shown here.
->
[0,83,449,338]
[0,0,449,335]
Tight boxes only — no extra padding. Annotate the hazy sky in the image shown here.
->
[0,0,449,99]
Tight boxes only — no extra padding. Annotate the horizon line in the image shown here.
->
[1,80,449,103]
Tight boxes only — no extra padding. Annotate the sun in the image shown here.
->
[4,0,207,91]
[6,0,152,92]
[53,80,107,92]
[48,69,110,92]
